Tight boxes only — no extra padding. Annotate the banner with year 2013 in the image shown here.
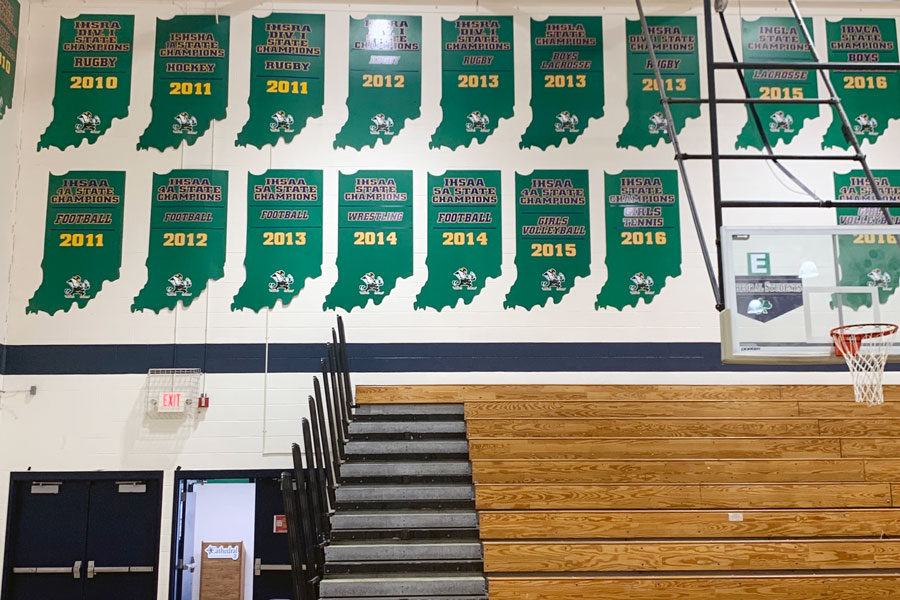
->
[137,15,230,151]
[0,0,19,120]
[27,172,125,315]
[38,15,134,150]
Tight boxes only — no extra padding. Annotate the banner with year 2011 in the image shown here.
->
[323,171,413,311]
[735,17,817,150]
[131,170,228,313]
[520,16,604,150]
[504,171,591,310]
[231,170,323,311]
[618,16,700,150]
[26,172,125,315]
[38,15,134,150]
[414,171,502,311]
[823,18,900,148]
[596,170,681,310]
[137,15,230,151]
[235,14,325,148]
[0,0,19,120]
[430,16,514,150]
[333,16,421,150]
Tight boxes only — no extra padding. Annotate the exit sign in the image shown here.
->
[158,392,185,413]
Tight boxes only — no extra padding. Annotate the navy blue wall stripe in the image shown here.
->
[0,342,887,375]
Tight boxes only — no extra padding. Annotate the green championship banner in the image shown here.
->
[334,16,421,150]
[520,17,604,150]
[823,18,900,148]
[232,170,323,311]
[38,15,134,150]
[137,15,230,151]
[26,172,125,315]
[834,170,900,310]
[596,171,681,310]
[323,171,413,311]
[414,171,501,311]
[430,16,514,150]
[131,170,228,313]
[735,17,817,150]
[235,14,324,148]
[618,17,700,149]
[0,0,19,119]
[504,171,591,310]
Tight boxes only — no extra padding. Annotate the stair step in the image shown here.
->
[349,421,468,436]
[336,485,474,503]
[330,527,480,542]
[352,404,465,422]
[325,558,485,575]
[345,440,469,460]
[319,575,488,598]
[340,461,472,479]
[332,511,478,530]
[326,542,483,562]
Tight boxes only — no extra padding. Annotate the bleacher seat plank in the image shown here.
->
[464,401,800,419]
[697,483,892,508]
[820,419,900,437]
[478,509,900,539]
[465,418,819,438]
[799,401,900,417]
[472,459,866,484]
[482,539,900,572]
[860,459,900,482]
[841,438,900,458]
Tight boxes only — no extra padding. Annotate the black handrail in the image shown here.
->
[337,316,355,411]
[320,361,347,464]
[290,443,321,599]
[303,416,332,542]
[311,384,340,497]
[327,342,350,440]
[280,471,309,600]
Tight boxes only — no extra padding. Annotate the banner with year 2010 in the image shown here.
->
[504,171,591,310]
[430,16,514,150]
[618,16,700,150]
[131,170,228,313]
[26,172,125,315]
[333,16,421,150]
[595,170,681,310]
[38,15,134,150]
[235,14,324,148]
[823,18,900,148]
[0,0,19,120]
[231,170,323,311]
[137,15,230,151]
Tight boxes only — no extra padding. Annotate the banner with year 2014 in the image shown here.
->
[26,172,125,315]
[137,15,230,151]
[131,170,228,313]
[504,171,591,310]
[235,14,325,148]
[38,15,134,150]
[0,0,19,120]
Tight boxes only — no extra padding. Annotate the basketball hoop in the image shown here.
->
[831,324,898,406]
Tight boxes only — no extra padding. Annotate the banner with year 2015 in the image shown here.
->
[26,172,125,315]
[235,14,324,148]
[131,170,228,313]
[333,16,421,150]
[137,15,230,151]
[504,171,591,310]
[38,15,134,150]
[0,0,19,120]
[618,16,700,150]
[823,18,900,148]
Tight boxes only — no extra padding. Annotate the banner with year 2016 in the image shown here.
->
[0,0,19,120]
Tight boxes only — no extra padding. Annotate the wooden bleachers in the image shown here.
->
[356,385,900,599]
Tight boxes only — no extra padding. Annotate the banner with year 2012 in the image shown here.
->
[26,172,125,315]
[430,16,514,150]
[618,17,700,150]
[504,171,591,310]
[231,170,323,311]
[137,15,230,151]
[520,16,604,150]
[333,16,421,150]
[235,14,324,148]
[823,18,900,148]
[38,15,134,150]
[414,171,502,311]
[0,0,19,120]
[131,170,228,313]
[596,170,681,310]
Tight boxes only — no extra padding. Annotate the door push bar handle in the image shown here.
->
[253,558,292,576]
[86,561,154,578]
[12,561,82,579]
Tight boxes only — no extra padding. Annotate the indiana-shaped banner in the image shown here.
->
[334,16,421,150]
[415,171,502,311]
[617,17,700,149]
[430,16,514,150]
[596,170,681,310]
[38,15,134,150]
[735,17,817,150]
[235,14,325,148]
[0,0,20,120]
[138,15,230,151]
[131,170,228,312]
[504,171,591,310]
[823,18,900,149]
[520,17,604,150]
[232,170,323,311]
[27,172,125,315]
[323,171,413,311]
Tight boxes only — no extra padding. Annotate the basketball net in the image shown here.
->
[831,324,897,407]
